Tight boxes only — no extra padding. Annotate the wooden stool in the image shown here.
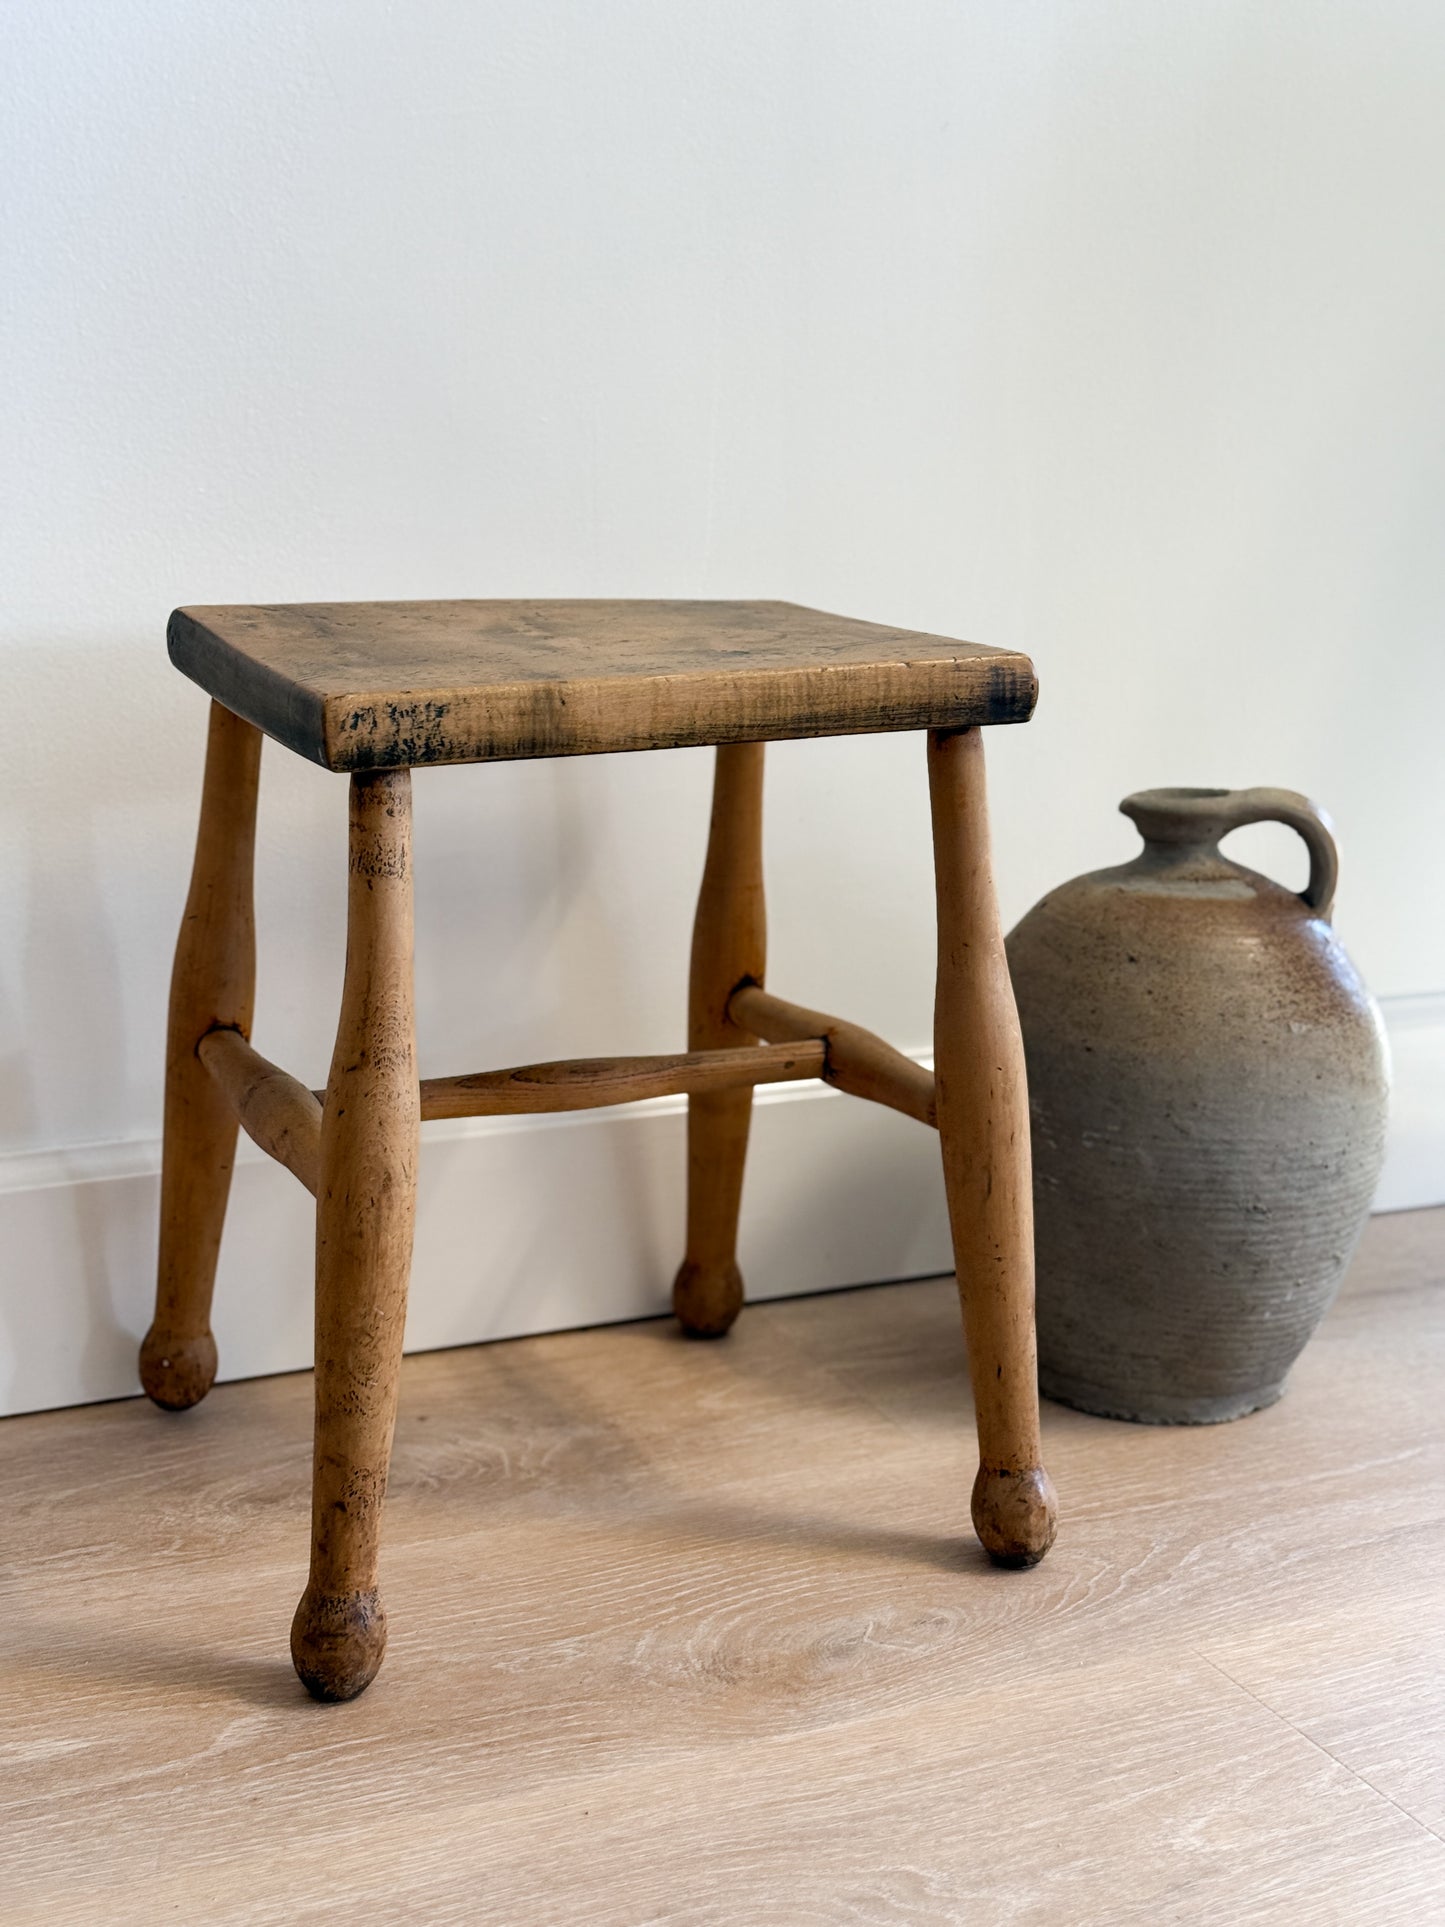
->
[143,599,1058,1701]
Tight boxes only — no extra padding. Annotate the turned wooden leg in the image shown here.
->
[672,742,766,1337]
[928,726,1058,1568]
[141,701,262,1410]
[291,768,420,1702]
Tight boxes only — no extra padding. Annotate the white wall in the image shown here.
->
[3,2,1443,1413]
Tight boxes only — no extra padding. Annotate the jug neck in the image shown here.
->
[1120,789,1239,866]
[1117,786,1339,919]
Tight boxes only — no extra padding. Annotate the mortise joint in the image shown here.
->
[728,984,937,1128]
[197,1027,323,1195]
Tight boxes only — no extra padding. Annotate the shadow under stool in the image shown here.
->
[141,598,1059,1701]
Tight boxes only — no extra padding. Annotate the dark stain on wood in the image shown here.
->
[168,599,1037,770]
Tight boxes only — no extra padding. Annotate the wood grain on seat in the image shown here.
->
[167,598,1037,768]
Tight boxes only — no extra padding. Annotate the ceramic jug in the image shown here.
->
[1006,787,1389,1423]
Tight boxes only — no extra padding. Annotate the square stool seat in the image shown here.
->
[168,598,1038,767]
[146,593,1058,1704]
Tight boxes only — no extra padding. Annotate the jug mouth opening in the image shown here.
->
[1119,786,1239,844]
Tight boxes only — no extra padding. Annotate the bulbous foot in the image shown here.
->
[672,1259,744,1337]
[290,1586,388,1702]
[971,1465,1058,1568]
[139,1326,218,1411]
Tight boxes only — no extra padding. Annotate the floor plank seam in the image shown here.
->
[1193,1647,1445,1852]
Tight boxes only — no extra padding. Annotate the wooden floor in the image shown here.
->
[4,1211,1445,1924]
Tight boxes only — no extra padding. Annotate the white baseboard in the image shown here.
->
[0,1072,953,1419]
[1,994,1440,1419]
[1372,994,1445,1214]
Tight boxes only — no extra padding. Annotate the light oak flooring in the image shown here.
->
[3,1209,1445,1925]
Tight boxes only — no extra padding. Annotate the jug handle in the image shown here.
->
[1218,789,1339,920]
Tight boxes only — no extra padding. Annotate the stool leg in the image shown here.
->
[141,701,261,1410]
[672,741,766,1336]
[290,769,420,1702]
[927,726,1058,1568]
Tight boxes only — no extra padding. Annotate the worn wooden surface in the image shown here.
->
[208,1029,829,1132]
[673,742,767,1337]
[198,1027,322,1195]
[928,726,1056,1566]
[291,769,420,1702]
[141,700,262,1411]
[731,982,937,1127]
[3,1210,1443,1923]
[167,600,1038,768]
[418,1040,826,1120]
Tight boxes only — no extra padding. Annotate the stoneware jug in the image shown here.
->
[1006,786,1389,1424]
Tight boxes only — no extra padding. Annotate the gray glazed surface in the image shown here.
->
[1007,787,1389,1425]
